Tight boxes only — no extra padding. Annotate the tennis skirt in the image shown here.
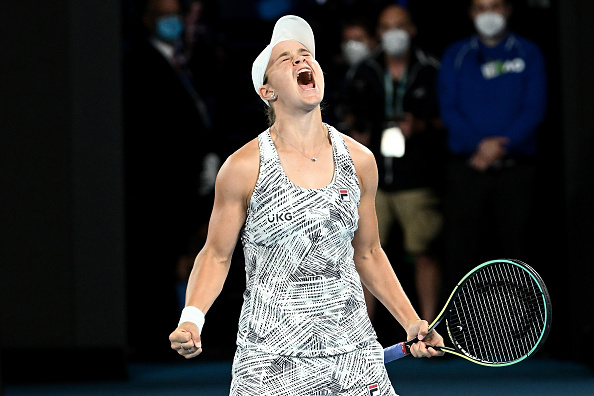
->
[230,340,397,396]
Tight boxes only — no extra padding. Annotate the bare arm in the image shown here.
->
[345,135,444,358]
[184,167,247,312]
[348,139,419,328]
[169,139,259,358]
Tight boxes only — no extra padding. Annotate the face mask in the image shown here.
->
[156,15,184,43]
[474,12,506,38]
[381,29,410,58]
[341,40,371,66]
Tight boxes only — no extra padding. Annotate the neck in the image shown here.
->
[273,106,324,145]
[479,31,507,47]
[385,49,410,64]
[386,55,409,80]
[273,111,329,157]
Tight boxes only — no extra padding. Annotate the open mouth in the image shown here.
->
[297,68,315,90]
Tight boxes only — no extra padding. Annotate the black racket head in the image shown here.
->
[444,258,552,366]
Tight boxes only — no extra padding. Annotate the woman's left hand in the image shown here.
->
[406,319,445,358]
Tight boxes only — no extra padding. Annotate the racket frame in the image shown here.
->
[400,258,552,367]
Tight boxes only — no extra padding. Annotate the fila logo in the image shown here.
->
[267,212,293,222]
[367,383,380,395]
[339,189,350,201]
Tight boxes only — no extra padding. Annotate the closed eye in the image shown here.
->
[296,46,311,55]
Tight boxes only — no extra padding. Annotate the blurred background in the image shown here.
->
[1,0,593,391]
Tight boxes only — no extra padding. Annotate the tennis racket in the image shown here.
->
[383,258,552,367]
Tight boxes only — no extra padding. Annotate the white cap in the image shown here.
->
[251,15,316,106]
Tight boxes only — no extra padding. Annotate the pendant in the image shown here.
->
[311,157,317,162]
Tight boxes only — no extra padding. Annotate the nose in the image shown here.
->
[293,56,306,65]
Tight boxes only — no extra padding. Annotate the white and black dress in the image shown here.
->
[230,125,397,396]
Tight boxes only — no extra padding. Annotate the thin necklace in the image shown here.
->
[273,124,327,162]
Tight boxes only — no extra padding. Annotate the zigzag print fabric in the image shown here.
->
[232,125,396,395]
[230,342,397,395]
[238,125,376,357]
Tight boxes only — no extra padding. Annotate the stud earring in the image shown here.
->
[271,93,276,99]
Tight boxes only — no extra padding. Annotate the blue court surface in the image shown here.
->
[4,357,594,395]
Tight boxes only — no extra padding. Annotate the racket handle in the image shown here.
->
[384,341,445,364]
[383,342,410,363]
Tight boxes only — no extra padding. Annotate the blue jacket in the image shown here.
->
[438,33,547,157]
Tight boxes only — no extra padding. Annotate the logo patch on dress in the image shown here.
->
[305,207,330,220]
[267,212,293,222]
[339,189,350,201]
[367,383,380,395]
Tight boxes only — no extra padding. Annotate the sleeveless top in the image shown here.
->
[237,124,376,357]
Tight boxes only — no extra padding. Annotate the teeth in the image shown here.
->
[297,69,313,85]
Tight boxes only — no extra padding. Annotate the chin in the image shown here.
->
[301,88,324,107]
[300,97,323,111]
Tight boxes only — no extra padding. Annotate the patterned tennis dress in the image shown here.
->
[230,125,397,396]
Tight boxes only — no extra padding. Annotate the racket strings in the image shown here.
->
[447,262,547,363]
[462,270,541,361]
[456,266,543,360]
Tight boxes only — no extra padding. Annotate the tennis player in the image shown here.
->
[169,15,444,395]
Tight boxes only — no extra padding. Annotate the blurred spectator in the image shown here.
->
[340,4,446,322]
[438,0,547,286]
[122,0,215,359]
[330,16,379,138]
[182,0,221,118]
[341,17,378,70]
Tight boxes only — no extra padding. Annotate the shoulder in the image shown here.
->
[509,33,544,58]
[443,37,468,54]
[352,56,385,83]
[509,33,539,47]
[216,136,260,199]
[413,47,440,70]
[442,36,475,62]
[411,48,440,82]
[339,132,378,191]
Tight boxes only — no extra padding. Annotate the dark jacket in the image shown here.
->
[342,47,446,191]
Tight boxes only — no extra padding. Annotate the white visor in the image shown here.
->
[251,15,316,106]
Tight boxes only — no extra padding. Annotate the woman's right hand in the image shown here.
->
[169,322,202,359]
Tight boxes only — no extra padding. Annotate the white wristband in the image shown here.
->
[178,306,205,335]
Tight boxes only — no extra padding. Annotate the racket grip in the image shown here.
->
[383,342,410,363]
